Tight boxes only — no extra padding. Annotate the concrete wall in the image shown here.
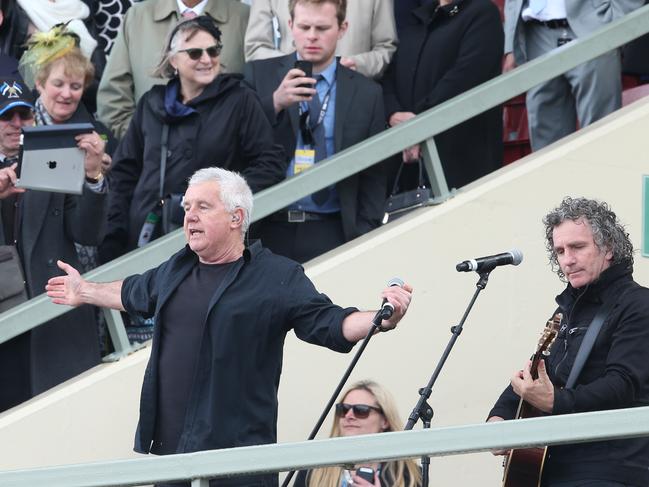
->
[0,348,148,469]
[1,97,648,484]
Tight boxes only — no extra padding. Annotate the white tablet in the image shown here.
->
[16,123,94,195]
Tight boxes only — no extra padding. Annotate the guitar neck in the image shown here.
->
[529,352,543,381]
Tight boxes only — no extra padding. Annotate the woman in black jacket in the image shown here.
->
[382,0,504,192]
[101,15,285,261]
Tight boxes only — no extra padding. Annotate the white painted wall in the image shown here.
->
[1,97,648,485]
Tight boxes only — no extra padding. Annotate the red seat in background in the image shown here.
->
[622,79,649,106]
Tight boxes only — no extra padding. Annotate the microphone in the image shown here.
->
[456,249,523,273]
[380,277,404,320]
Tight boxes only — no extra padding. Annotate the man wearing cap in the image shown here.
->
[97,0,250,138]
[0,76,33,202]
[503,0,643,151]
[0,75,108,412]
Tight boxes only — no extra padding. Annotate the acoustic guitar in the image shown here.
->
[502,313,563,487]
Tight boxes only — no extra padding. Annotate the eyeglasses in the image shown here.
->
[0,107,34,122]
[178,44,221,60]
[335,403,383,419]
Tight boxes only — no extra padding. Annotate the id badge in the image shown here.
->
[294,149,315,175]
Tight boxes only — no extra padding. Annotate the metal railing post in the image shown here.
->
[102,308,146,362]
[420,137,451,201]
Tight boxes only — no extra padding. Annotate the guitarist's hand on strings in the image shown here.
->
[511,359,554,414]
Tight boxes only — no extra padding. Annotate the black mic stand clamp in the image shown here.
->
[404,270,493,487]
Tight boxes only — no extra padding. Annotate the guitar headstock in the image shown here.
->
[530,312,562,377]
[536,312,562,356]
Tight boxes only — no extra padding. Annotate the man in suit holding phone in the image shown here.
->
[244,0,386,263]
[503,0,643,151]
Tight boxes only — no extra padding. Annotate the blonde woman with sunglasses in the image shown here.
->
[295,380,422,487]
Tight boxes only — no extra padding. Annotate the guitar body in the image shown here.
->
[503,446,547,487]
[501,314,562,487]
[503,401,548,487]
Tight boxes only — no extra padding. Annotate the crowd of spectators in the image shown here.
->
[0,0,645,411]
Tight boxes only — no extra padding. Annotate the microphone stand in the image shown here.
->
[403,270,493,487]
[281,309,388,487]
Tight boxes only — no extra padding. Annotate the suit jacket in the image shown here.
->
[244,53,387,241]
[243,0,397,78]
[504,0,644,63]
[97,0,250,138]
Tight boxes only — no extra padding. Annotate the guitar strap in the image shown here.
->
[565,289,627,389]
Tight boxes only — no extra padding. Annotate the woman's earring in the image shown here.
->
[174,68,179,77]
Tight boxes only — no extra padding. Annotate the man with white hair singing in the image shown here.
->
[46,166,413,487]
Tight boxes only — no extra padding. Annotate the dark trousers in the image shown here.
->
[250,216,345,264]
[0,333,32,412]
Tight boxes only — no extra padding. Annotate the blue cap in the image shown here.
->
[0,77,34,116]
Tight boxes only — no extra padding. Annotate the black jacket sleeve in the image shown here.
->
[121,259,172,319]
[102,96,147,258]
[282,262,357,353]
[355,82,388,235]
[235,86,287,192]
[381,55,403,120]
[65,183,107,246]
[488,383,522,420]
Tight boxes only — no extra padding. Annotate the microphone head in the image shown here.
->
[508,248,524,266]
[387,277,404,288]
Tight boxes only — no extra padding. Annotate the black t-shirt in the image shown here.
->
[152,259,238,454]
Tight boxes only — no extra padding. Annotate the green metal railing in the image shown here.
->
[2,406,649,486]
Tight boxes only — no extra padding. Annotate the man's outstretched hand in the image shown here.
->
[46,260,85,307]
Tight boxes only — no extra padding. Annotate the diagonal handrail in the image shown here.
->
[1,406,649,486]
[1,4,649,347]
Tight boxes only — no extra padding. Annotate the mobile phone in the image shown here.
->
[356,467,374,483]
[293,60,313,88]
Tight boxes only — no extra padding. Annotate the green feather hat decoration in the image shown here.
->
[21,22,81,72]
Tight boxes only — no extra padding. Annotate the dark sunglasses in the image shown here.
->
[0,107,34,122]
[335,403,382,419]
[178,44,221,60]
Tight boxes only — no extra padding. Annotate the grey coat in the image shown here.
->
[0,184,107,407]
